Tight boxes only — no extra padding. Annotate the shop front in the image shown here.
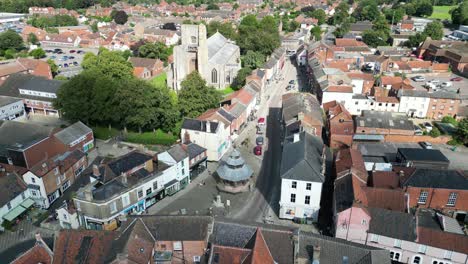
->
[145,189,165,209]
[164,180,180,196]
[179,177,189,189]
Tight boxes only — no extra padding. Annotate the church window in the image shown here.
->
[212,69,218,83]
[191,36,196,44]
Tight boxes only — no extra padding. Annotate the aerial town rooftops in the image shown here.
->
[182,118,219,133]
[368,207,417,241]
[54,121,92,146]
[356,111,414,131]
[0,73,62,101]
[0,120,54,152]
[397,148,449,163]
[402,168,468,190]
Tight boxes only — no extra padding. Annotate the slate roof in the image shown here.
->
[0,172,27,208]
[0,120,53,153]
[216,148,253,182]
[397,148,449,163]
[0,73,62,96]
[182,118,219,133]
[108,151,153,176]
[356,110,414,131]
[54,121,92,146]
[134,215,212,241]
[0,95,21,107]
[282,92,323,126]
[368,207,416,241]
[167,144,188,162]
[207,32,239,65]
[184,143,206,160]
[399,89,460,100]
[128,57,161,69]
[402,169,468,189]
[298,231,390,264]
[280,132,324,182]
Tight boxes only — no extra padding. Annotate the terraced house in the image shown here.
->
[74,147,189,230]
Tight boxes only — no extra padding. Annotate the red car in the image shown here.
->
[254,145,262,156]
[258,117,265,126]
[450,77,463,82]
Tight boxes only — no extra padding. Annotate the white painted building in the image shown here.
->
[181,119,231,161]
[279,132,326,221]
[398,90,430,118]
[0,96,25,121]
[0,172,35,229]
[56,201,80,229]
[321,86,354,108]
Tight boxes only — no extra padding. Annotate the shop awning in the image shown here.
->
[20,198,35,209]
[3,206,27,222]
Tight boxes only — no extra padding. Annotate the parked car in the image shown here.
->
[419,141,433,149]
[450,77,463,82]
[254,145,262,156]
[77,50,84,54]
[412,76,426,82]
[258,117,266,126]
[414,125,423,135]
[69,50,76,53]
[424,122,433,132]
[439,81,453,88]
[256,125,265,134]
[68,56,75,60]
[289,80,295,85]
[256,136,264,145]
[49,55,56,59]
[64,63,68,67]
[73,61,79,66]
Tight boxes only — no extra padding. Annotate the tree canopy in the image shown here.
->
[231,67,252,90]
[242,50,265,69]
[81,48,133,80]
[455,118,468,145]
[452,0,468,25]
[113,10,129,25]
[178,71,222,118]
[28,15,78,28]
[138,42,173,64]
[29,48,46,59]
[0,30,23,52]
[352,0,380,21]
[207,21,237,40]
[237,15,281,56]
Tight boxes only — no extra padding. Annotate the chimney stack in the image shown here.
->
[313,245,321,263]
[206,121,211,132]
[92,164,100,177]
[84,188,93,200]
[121,172,128,184]
[35,233,43,243]
[399,170,405,178]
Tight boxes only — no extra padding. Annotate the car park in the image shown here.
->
[412,76,426,82]
[254,145,262,156]
[419,141,433,149]
[256,136,264,145]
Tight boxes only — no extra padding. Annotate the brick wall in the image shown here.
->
[406,187,468,212]
[427,98,460,120]
[383,135,451,144]
[330,134,353,149]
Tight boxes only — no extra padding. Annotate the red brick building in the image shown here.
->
[323,101,354,149]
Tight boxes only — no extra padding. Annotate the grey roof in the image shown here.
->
[352,94,368,100]
[227,102,246,118]
[217,108,235,122]
[0,73,63,99]
[402,169,468,189]
[399,89,461,100]
[299,231,390,264]
[0,120,53,153]
[436,213,464,234]
[282,93,323,126]
[0,95,21,107]
[350,21,373,32]
[0,172,27,208]
[397,148,449,163]
[108,151,153,177]
[356,110,414,131]
[207,32,239,65]
[368,207,417,241]
[263,47,285,69]
[185,143,206,160]
[210,220,295,264]
[216,149,253,182]
[167,144,188,162]
[134,215,212,241]
[54,121,92,146]
[182,118,218,133]
[280,132,324,182]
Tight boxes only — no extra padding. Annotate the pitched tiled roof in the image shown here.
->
[52,230,116,264]
[11,240,53,264]
[402,169,468,189]
[368,207,416,241]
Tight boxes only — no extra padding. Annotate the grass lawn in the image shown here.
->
[92,126,119,140]
[430,5,457,20]
[150,72,167,88]
[125,129,177,145]
[220,86,235,95]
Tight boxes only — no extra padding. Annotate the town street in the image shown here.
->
[230,58,304,223]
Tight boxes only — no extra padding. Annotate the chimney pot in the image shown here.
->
[313,245,321,262]
[35,233,42,243]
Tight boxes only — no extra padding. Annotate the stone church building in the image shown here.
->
[169,24,241,90]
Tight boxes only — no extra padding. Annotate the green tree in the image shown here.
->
[310,26,322,41]
[178,71,222,118]
[231,67,252,90]
[0,30,23,51]
[405,32,427,48]
[82,49,133,80]
[455,118,468,144]
[237,16,280,56]
[415,0,433,17]
[233,3,239,9]
[333,20,351,38]
[29,48,46,59]
[242,50,265,69]
[206,3,219,10]
[362,30,388,47]
[330,2,350,25]
[452,0,468,25]
[47,59,59,76]
[429,127,441,137]
[384,7,405,25]
[114,10,128,25]
[353,0,380,21]
[91,22,99,33]
[311,9,326,25]
[207,21,237,39]
[27,33,39,45]
[441,116,458,125]
[138,42,172,63]
[423,21,444,40]
[4,48,16,59]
